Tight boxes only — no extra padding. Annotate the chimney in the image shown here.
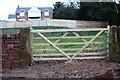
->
[17,5,19,8]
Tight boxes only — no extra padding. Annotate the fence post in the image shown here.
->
[19,28,32,68]
[30,27,33,65]
[109,25,120,63]
[107,25,110,56]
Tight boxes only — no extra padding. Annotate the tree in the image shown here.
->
[53,1,64,18]
[77,2,120,25]
[53,1,79,20]
[53,1,120,25]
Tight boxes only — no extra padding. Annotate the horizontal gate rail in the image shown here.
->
[33,51,107,57]
[33,56,107,61]
[72,30,105,59]
[36,32,72,61]
[33,36,107,39]
[33,42,107,46]
[31,28,108,33]
[31,28,108,61]
[33,48,108,52]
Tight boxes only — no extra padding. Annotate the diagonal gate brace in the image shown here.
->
[37,32,72,61]
[72,30,105,60]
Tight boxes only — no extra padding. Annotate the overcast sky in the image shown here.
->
[0,0,65,20]
[0,0,119,20]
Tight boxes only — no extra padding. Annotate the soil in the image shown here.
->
[2,59,120,79]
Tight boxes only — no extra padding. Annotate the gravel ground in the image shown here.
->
[2,59,120,79]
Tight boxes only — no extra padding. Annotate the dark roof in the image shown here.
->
[8,14,16,19]
[15,7,53,13]
[38,7,53,13]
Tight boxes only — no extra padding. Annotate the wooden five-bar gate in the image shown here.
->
[31,27,109,61]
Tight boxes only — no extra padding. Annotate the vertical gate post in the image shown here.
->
[19,28,32,68]
[109,25,120,63]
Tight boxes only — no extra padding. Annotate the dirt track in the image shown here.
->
[2,59,120,79]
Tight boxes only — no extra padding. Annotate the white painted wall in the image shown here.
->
[28,6,41,18]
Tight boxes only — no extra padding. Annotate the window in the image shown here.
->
[44,12,49,16]
[20,12,25,16]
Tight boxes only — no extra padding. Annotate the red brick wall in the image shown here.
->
[16,9,53,21]
[16,10,28,21]
[41,10,53,19]
[41,12,53,19]
[2,33,20,69]
[1,28,32,69]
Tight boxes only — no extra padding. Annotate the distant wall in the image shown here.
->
[0,19,107,28]
[76,21,107,28]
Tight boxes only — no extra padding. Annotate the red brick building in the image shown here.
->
[15,6,53,21]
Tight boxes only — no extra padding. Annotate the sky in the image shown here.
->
[0,0,119,20]
[0,0,65,20]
